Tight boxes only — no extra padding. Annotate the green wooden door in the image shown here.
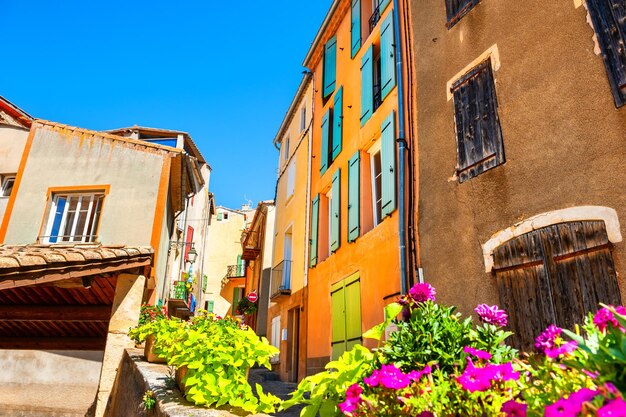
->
[331,274,362,360]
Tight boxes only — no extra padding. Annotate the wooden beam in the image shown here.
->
[0,305,112,322]
[0,337,106,350]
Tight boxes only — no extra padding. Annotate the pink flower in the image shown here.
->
[545,340,578,358]
[475,304,508,327]
[463,346,492,361]
[407,365,432,382]
[409,283,436,303]
[598,398,626,417]
[594,306,626,332]
[567,388,599,407]
[535,325,562,354]
[501,400,527,417]
[363,364,414,390]
[338,384,363,415]
[456,360,493,392]
[489,362,520,382]
[545,397,580,417]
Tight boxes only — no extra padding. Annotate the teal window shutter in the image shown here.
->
[351,0,361,58]
[310,195,320,267]
[323,35,337,98]
[332,86,343,161]
[331,169,341,252]
[360,46,373,126]
[381,111,396,218]
[379,0,392,13]
[347,151,360,242]
[380,13,396,100]
[320,109,331,174]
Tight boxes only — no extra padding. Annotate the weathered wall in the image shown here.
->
[2,124,166,246]
[0,125,29,223]
[410,0,626,315]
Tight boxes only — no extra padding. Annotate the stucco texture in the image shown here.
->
[0,125,29,223]
[410,0,626,315]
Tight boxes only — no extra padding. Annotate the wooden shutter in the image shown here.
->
[237,254,244,276]
[586,0,626,107]
[332,86,343,161]
[380,111,396,218]
[184,226,194,261]
[331,282,347,360]
[493,221,621,350]
[348,152,361,242]
[380,13,396,100]
[361,46,374,126]
[320,109,331,174]
[345,278,362,352]
[379,0,392,12]
[323,36,337,98]
[351,0,361,58]
[330,169,341,252]
[331,274,361,360]
[445,0,480,28]
[452,59,504,183]
[310,195,320,267]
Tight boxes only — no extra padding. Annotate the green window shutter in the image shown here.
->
[380,13,396,100]
[331,169,341,252]
[323,35,337,98]
[320,109,330,174]
[207,300,214,313]
[360,45,374,126]
[379,0,392,13]
[237,254,243,276]
[347,151,360,242]
[344,279,362,351]
[331,284,347,360]
[332,86,343,161]
[217,212,223,221]
[381,111,396,218]
[232,288,243,315]
[351,0,361,58]
[310,195,320,267]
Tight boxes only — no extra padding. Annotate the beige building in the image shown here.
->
[408,0,626,349]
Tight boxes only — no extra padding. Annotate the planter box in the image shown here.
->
[144,334,166,364]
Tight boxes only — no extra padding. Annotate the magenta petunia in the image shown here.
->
[338,384,363,415]
[535,324,562,354]
[409,283,436,303]
[474,304,508,327]
[544,397,581,417]
[566,388,600,408]
[545,340,578,358]
[597,398,626,417]
[363,364,416,390]
[407,365,432,382]
[501,399,527,417]
[489,362,520,382]
[594,306,626,333]
[456,361,493,392]
[463,346,492,361]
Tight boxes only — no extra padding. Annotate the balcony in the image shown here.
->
[270,260,292,300]
[168,280,191,320]
[225,264,245,278]
[369,3,382,32]
[241,229,261,260]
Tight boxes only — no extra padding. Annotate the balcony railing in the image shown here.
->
[170,280,188,301]
[270,260,292,300]
[369,3,382,32]
[241,229,261,260]
[225,264,246,278]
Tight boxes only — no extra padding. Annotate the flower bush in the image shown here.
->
[284,282,626,417]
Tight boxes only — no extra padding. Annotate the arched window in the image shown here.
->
[493,221,621,350]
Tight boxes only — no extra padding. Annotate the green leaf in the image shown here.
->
[363,302,402,341]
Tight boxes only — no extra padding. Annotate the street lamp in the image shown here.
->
[187,244,198,265]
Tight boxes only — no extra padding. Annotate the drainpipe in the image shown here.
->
[393,0,409,295]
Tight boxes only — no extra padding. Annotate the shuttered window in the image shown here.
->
[184,226,194,261]
[348,152,361,242]
[380,13,396,100]
[445,0,480,29]
[323,36,337,99]
[586,0,626,107]
[493,221,621,350]
[451,59,505,183]
[310,195,320,267]
[330,169,341,252]
[361,46,374,126]
[380,111,396,218]
[232,287,245,315]
[351,0,361,58]
[331,274,362,360]
[320,109,331,175]
[332,87,343,160]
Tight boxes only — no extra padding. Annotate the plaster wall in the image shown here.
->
[3,124,166,246]
[0,125,28,223]
[410,0,626,315]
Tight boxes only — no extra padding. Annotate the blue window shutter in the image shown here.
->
[310,195,320,267]
[380,13,396,100]
[381,111,396,218]
[320,109,331,174]
[347,152,360,242]
[379,0,392,13]
[331,169,341,252]
[323,36,337,98]
[351,0,361,58]
[360,46,374,126]
[332,86,343,161]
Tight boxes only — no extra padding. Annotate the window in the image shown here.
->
[370,144,384,225]
[329,170,341,253]
[300,106,307,132]
[320,87,344,175]
[445,0,480,29]
[351,0,392,58]
[323,35,337,99]
[223,212,229,221]
[360,14,395,126]
[493,221,621,350]
[217,212,223,221]
[0,175,16,197]
[184,226,194,261]
[286,159,296,200]
[232,287,245,315]
[283,136,290,163]
[270,316,281,363]
[204,300,214,313]
[331,274,361,360]
[42,192,104,243]
[309,195,320,267]
[451,58,504,183]
[366,111,396,228]
[586,0,626,107]
[347,152,360,242]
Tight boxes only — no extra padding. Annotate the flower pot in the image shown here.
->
[176,365,188,394]
[144,334,166,364]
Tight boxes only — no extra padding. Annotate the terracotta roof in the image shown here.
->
[0,95,34,128]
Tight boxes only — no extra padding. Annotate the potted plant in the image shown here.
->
[236,297,258,316]
[128,304,168,363]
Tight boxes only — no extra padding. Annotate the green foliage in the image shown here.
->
[362,302,402,342]
[236,297,258,315]
[281,345,375,416]
[142,390,156,410]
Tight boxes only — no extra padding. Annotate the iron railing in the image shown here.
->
[170,280,188,301]
[225,264,245,278]
[270,260,292,299]
[369,3,382,32]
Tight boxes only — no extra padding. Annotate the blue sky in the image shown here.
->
[1,1,331,209]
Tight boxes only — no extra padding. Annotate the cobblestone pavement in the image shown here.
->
[248,368,304,417]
